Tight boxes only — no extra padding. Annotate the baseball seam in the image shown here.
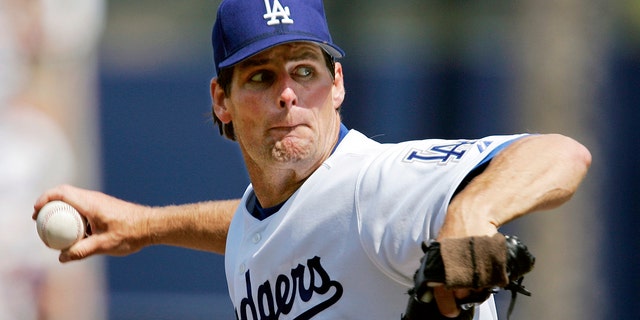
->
[40,203,83,248]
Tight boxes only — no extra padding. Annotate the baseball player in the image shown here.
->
[33,0,591,319]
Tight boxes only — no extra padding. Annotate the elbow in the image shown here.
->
[537,133,591,170]
[535,134,592,211]
[580,143,592,169]
[551,133,592,195]
[560,134,592,173]
[578,144,592,173]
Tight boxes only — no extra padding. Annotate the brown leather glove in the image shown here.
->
[402,234,535,320]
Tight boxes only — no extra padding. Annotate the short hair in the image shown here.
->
[213,49,337,141]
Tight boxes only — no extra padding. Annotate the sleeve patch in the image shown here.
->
[403,140,494,165]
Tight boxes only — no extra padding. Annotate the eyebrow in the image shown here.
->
[290,49,323,62]
[239,47,323,69]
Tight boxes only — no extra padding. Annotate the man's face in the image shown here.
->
[213,42,345,173]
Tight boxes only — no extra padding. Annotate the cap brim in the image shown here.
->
[217,35,345,71]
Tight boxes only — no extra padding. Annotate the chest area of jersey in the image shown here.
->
[227,198,364,319]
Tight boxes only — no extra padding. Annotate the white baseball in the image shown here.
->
[36,200,86,250]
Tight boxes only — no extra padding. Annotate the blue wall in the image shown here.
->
[100,63,245,318]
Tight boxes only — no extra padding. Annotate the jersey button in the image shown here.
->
[252,233,262,244]
[239,263,246,274]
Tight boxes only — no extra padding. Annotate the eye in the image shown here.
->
[249,71,275,83]
[293,66,313,78]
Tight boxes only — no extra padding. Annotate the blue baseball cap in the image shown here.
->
[212,0,345,74]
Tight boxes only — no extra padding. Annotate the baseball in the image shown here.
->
[36,200,87,250]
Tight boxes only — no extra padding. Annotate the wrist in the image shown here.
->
[139,205,162,247]
[438,201,498,241]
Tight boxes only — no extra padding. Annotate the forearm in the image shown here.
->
[438,134,591,239]
[34,185,240,261]
[147,199,239,254]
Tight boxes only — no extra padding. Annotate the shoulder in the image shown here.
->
[334,131,528,189]
[332,129,383,156]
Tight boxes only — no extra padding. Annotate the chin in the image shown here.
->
[271,138,314,163]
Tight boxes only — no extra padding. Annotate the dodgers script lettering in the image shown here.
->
[236,256,343,320]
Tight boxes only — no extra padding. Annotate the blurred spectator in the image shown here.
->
[0,0,106,319]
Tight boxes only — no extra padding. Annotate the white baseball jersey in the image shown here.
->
[225,128,526,319]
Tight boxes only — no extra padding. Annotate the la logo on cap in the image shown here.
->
[263,0,294,26]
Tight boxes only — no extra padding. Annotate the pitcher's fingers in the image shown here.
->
[59,233,109,263]
[33,184,78,219]
[34,185,103,224]
[434,286,461,318]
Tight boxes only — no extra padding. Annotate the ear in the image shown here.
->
[211,78,232,123]
[332,62,345,110]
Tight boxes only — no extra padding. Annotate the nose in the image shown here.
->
[279,86,298,109]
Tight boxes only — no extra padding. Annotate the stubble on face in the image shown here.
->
[271,134,314,163]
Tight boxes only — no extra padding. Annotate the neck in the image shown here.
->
[250,168,308,208]
[243,122,342,208]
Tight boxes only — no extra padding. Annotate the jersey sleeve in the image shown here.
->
[355,134,527,286]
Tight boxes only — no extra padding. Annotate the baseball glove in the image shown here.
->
[402,233,535,320]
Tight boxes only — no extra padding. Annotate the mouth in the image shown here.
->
[269,122,305,132]
[269,125,295,133]
[266,123,293,133]
[267,124,309,141]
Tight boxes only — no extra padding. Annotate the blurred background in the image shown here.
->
[3,0,639,319]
